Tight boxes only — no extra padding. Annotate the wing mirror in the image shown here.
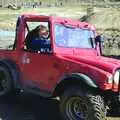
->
[95,34,104,55]
[95,35,104,44]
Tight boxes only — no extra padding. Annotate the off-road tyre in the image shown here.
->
[0,64,13,96]
[60,87,106,120]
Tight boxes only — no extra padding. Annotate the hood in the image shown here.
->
[61,55,120,74]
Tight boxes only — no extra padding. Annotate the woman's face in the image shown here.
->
[39,28,48,38]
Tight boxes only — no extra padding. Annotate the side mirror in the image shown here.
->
[95,35,104,44]
[95,35,104,55]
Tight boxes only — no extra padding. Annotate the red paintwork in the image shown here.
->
[0,14,120,93]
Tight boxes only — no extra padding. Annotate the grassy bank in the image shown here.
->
[1,6,120,32]
[0,6,86,30]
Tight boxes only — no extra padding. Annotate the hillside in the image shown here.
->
[81,7,120,56]
[85,8,120,34]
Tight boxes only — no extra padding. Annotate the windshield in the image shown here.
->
[55,24,95,48]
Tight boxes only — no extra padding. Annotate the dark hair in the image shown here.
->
[35,25,48,37]
[25,25,47,49]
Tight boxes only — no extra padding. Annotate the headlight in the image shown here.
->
[114,71,120,85]
[108,75,113,84]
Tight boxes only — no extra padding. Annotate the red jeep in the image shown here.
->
[0,14,119,120]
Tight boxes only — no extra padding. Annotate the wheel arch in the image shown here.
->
[52,73,99,97]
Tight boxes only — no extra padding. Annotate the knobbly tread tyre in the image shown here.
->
[60,87,107,120]
[88,95,107,120]
[0,64,13,96]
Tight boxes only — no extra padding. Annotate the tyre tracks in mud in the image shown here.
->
[0,94,119,120]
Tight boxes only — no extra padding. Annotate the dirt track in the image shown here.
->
[0,94,119,120]
[0,94,61,120]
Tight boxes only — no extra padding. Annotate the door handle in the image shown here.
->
[26,58,30,64]
[21,55,30,64]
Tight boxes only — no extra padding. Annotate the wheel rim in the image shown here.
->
[0,70,8,92]
[66,97,89,120]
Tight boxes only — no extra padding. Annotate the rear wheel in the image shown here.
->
[60,87,106,120]
[0,65,13,96]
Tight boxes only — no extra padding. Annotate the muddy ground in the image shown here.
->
[0,94,60,120]
[0,94,119,120]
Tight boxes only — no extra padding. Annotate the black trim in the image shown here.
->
[13,17,21,50]
[23,85,52,98]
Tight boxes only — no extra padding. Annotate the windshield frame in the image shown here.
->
[54,23,96,49]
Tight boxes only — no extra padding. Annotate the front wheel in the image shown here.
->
[60,87,106,120]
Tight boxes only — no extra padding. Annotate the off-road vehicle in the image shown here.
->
[0,14,119,120]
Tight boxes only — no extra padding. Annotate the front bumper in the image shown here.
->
[103,91,120,104]
[100,83,119,92]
